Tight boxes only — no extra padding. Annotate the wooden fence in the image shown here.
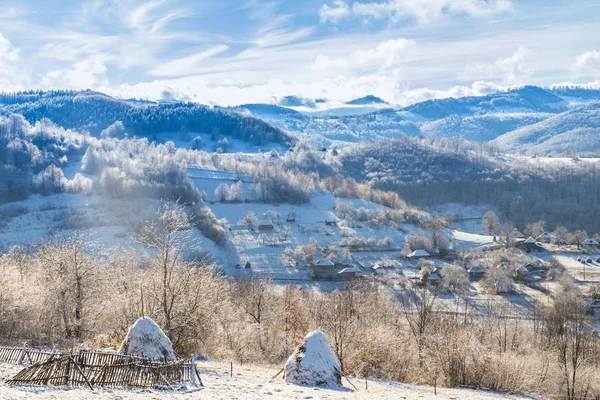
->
[0,346,61,365]
[1,346,200,389]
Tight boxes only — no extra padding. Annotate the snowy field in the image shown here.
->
[0,362,541,400]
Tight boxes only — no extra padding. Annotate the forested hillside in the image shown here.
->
[338,137,600,232]
[0,90,294,146]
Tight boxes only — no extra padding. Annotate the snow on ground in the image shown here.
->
[0,193,154,253]
[207,192,419,282]
[0,361,542,400]
[450,229,496,250]
[425,203,496,234]
[553,254,600,283]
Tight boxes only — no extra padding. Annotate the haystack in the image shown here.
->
[283,330,341,386]
[118,317,176,361]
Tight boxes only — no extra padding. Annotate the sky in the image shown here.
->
[0,0,599,106]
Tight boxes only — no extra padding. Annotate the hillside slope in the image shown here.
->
[490,103,600,154]
[0,90,295,147]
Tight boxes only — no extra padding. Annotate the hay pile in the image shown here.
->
[283,330,341,386]
[118,317,176,361]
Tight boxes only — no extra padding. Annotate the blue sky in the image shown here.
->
[0,0,599,105]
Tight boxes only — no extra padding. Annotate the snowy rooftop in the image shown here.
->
[314,259,335,267]
[407,249,430,258]
[338,267,361,274]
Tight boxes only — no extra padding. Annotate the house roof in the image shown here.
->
[408,249,430,258]
[314,259,334,267]
[524,237,537,244]
[426,273,441,281]
[338,267,361,274]
[467,265,485,273]
[516,231,526,238]
[584,238,599,245]
[537,232,555,239]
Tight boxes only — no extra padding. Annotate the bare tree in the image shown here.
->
[399,283,439,363]
[482,210,500,236]
[138,203,202,343]
[240,211,259,231]
[501,221,517,248]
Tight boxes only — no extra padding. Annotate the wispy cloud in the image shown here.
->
[148,45,230,77]
[245,1,315,47]
[319,0,513,25]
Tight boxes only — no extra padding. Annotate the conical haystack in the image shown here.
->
[118,317,176,361]
[284,330,342,386]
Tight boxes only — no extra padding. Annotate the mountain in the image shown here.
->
[238,86,600,154]
[404,86,566,120]
[0,90,296,147]
[346,95,387,105]
[490,102,600,154]
[279,95,317,108]
[420,112,550,142]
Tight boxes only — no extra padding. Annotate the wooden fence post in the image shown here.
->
[17,344,27,365]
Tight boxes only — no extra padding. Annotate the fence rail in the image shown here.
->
[0,346,61,365]
[0,346,198,389]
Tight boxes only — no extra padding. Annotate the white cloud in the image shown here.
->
[320,0,513,25]
[460,46,533,85]
[570,50,600,77]
[103,67,506,108]
[312,38,416,72]
[41,56,112,89]
[0,32,26,91]
[147,45,229,77]
[319,0,351,23]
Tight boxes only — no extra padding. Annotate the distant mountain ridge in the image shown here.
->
[236,86,600,154]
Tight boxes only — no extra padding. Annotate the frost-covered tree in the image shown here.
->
[482,211,500,236]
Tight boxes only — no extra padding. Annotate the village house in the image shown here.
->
[258,223,274,231]
[407,249,431,259]
[466,265,485,281]
[420,271,441,286]
[371,264,387,275]
[590,299,600,319]
[584,238,599,249]
[286,212,296,222]
[536,232,555,243]
[516,231,526,239]
[493,277,513,294]
[308,259,337,280]
[514,265,530,280]
[523,237,539,252]
[338,267,362,280]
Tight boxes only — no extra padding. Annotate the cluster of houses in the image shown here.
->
[521,232,600,253]
[308,258,362,280]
